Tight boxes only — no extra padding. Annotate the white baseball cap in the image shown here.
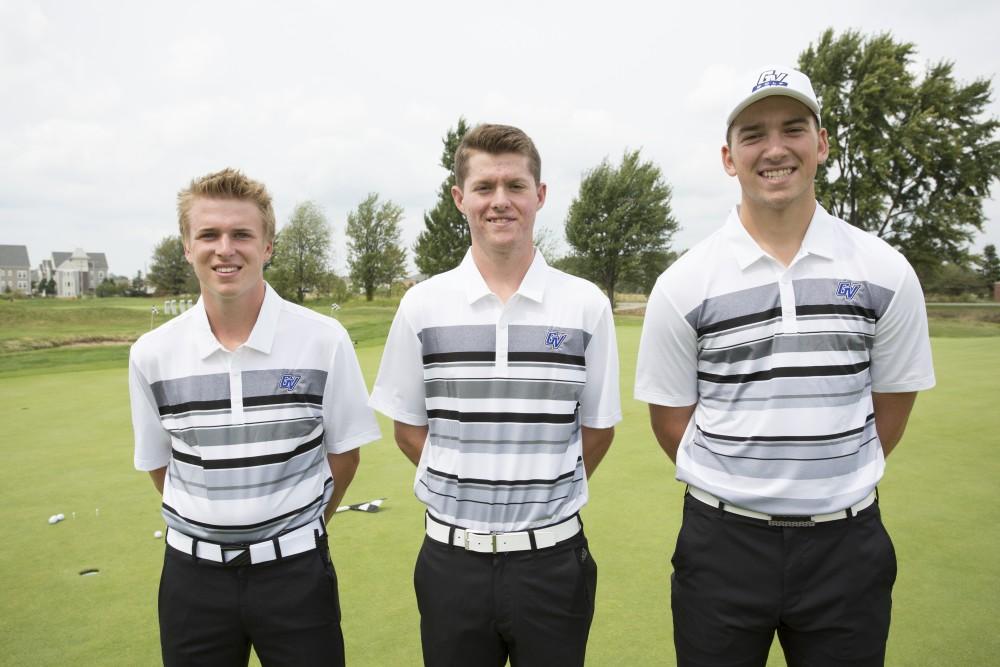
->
[726,65,821,130]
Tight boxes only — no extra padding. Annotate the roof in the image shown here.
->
[52,251,108,269]
[0,244,30,267]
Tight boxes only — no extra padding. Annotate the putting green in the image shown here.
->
[0,332,996,666]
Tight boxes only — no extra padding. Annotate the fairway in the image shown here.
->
[1,310,998,665]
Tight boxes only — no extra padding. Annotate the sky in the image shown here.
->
[2,0,998,279]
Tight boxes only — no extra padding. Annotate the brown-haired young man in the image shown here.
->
[370,124,622,666]
[636,67,935,666]
[129,168,380,666]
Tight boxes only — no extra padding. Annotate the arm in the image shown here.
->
[324,449,361,523]
[872,392,918,457]
[581,426,614,478]
[649,404,696,463]
[394,421,428,466]
[149,467,166,495]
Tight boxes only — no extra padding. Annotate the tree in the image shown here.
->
[346,193,408,301]
[799,29,1000,276]
[979,244,1000,287]
[130,270,147,296]
[267,201,333,303]
[414,117,472,275]
[564,149,678,309]
[147,235,198,295]
[533,225,562,264]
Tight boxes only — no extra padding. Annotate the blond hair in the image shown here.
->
[177,168,276,242]
[454,124,541,188]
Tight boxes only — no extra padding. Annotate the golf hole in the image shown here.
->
[79,568,100,576]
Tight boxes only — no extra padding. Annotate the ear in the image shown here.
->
[263,239,274,263]
[535,182,547,211]
[817,127,830,165]
[183,239,194,265]
[721,144,737,177]
[451,184,465,214]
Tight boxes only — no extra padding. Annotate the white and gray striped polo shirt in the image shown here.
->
[130,283,380,544]
[370,250,621,533]
[635,205,935,516]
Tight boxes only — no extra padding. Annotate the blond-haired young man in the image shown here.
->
[129,168,379,666]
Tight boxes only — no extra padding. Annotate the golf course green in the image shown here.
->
[0,297,997,666]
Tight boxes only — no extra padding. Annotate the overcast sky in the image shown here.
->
[2,0,998,279]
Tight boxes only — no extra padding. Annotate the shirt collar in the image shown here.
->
[724,202,837,271]
[459,248,548,304]
[193,282,280,359]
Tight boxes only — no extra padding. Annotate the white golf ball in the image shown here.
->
[56,513,65,521]
[48,515,58,524]
[153,530,163,539]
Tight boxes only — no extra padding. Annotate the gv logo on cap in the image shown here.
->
[752,70,789,92]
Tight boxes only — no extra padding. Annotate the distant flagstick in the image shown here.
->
[335,498,385,513]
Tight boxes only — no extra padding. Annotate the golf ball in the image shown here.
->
[56,513,65,521]
[153,530,163,539]
[48,515,59,524]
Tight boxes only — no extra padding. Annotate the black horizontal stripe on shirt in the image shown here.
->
[692,435,878,461]
[697,414,874,444]
[423,351,496,365]
[697,307,783,338]
[425,465,577,487]
[159,398,231,416]
[427,409,577,424]
[161,479,330,532]
[796,303,877,320]
[418,480,576,506]
[243,393,323,408]
[698,361,870,384]
[508,351,586,366]
[170,433,324,470]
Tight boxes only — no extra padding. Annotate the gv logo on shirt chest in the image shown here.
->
[545,330,568,350]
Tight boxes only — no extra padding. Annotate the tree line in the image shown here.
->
[141,28,998,304]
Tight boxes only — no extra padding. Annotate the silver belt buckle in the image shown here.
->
[463,531,498,553]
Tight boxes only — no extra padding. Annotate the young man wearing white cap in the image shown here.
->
[635,67,935,666]
[370,124,621,666]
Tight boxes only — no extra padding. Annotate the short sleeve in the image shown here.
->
[634,278,700,406]
[578,302,622,429]
[129,348,172,471]
[323,333,382,454]
[870,265,936,393]
[369,301,429,425]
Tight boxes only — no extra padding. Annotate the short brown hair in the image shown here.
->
[454,124,541,188]
[177,168,276,242]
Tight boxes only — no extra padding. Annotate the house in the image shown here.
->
[50,249,110,297]
[0,244,31,294]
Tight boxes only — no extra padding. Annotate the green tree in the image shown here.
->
[799,29,1000,276]
[346,193,408,301]
[267,201,333,303]
[414,117,471,275]
[979,243,1000,287]
[147,235,198,295]
[564,149,678,308]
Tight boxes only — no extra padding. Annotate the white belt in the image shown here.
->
[425,513,582,553]
[687,487,878,527]
[166,519,325,565]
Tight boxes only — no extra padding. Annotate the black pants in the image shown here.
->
[158,540,344,666]
[413,532,597,667]
[671,493,897,667]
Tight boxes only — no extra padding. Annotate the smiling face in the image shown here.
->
[451,150,546,261]
[722,95,829,216]
[183,197,273,308]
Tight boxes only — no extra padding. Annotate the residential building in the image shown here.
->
[51,249,110,297]
[0,244,31,294]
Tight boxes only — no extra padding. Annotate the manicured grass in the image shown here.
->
[1,308,997,665]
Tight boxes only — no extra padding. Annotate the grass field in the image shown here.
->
[0,298,998,665]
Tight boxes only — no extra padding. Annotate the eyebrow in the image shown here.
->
[737,116,811,135]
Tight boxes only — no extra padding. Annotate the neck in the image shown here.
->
[471,245,535,303]
[202,282,267,351]
[738,197,817,267]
